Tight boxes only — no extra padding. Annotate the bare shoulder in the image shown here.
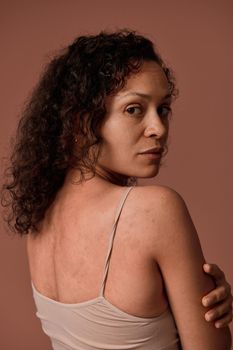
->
[132,184,185,222]
[133,184,183,203]
[129,184,187,251]
[139,184,198,255]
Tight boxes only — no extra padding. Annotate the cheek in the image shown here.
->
[101,120,131,147]
[112,130,137,154]
[99,115,142,158]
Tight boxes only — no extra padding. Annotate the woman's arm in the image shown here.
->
[150,186,231,350]
[202,263,233,328]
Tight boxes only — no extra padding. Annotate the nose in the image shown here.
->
[144,110,168,139]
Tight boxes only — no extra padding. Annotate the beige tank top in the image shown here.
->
[31,185,181,349]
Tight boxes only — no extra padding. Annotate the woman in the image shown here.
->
[1,29,232,349]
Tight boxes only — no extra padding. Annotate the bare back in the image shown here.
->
[27,184,169,318]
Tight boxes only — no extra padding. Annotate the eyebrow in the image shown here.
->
[116,91,172,101]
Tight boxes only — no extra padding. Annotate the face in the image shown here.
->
[96,60,172,179]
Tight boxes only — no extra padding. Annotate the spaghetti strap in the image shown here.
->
[99,185,135,297]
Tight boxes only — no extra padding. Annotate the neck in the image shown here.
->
[64,165,136,189]
[95,165,130,186]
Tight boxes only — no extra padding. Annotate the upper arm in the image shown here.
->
[150,186,231,350]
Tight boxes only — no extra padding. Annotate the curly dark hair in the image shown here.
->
[1,28,179,236]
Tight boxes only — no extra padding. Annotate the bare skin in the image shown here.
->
[27,181,171,318]
[27,60,232,348]
[27,179,232,326]
[202,263,232,328]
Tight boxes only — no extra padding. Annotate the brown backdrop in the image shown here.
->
[0,0,232,348]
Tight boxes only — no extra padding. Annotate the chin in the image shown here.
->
[134,166,160,179]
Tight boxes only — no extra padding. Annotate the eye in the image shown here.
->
[158,105,172,119]
[126,105,143,116]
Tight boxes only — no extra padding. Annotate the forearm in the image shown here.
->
[180,306,232,350]
[222,327,232,350]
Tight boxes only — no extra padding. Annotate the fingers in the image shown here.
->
[214,313,233,329]
[202,263,233,328]
[205,299,233,323]
[203,263,225,282]
[202,284,232,307]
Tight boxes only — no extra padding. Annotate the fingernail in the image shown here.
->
[205,312,212,321]
[203,298,209,306]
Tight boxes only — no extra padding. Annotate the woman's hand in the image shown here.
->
[202,263,233,328]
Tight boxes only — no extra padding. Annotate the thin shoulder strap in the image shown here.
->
[99,185,135,297]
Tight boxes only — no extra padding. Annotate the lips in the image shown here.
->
[139,147,163,155]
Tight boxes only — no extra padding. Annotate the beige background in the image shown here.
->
[0,0,232,348]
